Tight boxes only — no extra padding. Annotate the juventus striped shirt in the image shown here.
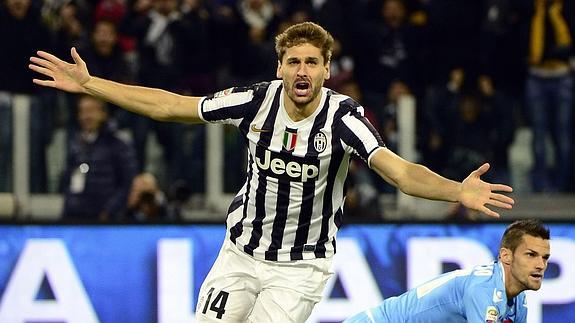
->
[198,80,385,261]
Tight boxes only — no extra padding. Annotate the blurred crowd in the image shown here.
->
[0,0,574,221]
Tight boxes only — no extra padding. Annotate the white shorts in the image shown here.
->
[196,239,333,323]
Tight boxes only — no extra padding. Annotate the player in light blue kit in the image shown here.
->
[345,219,550,323]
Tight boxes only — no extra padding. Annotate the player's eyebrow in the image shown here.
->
[286,57,301,63]
[286,56,320,63]
[526,248,551,258]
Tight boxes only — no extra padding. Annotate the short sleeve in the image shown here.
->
[338,107,385,164]
[198,86,256,126]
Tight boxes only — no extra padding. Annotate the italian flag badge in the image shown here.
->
[283,128,298,151]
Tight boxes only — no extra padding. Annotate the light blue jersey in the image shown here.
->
[344,262,527,323]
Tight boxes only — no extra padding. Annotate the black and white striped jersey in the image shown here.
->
[198,80,385,261]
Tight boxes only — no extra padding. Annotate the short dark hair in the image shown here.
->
[275,22,334,64]
[500,219,550,252]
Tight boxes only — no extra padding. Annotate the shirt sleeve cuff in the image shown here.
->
[197,96,207,122]
[367,146,385,169]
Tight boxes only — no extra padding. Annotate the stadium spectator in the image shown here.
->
[420,67,466,173]
[478,0,525,102]
[79,19,136,132]
[345,219,551,322]
[94,0,128,25]
[94,0,135,53]
[178,0,219,95]
[60,95,137,221]
[351,0,422,110]
[323,37,354,93]
[52,0,89,59]
[82,19,135,85]
[442,92,495,182]
[30,22,515,321]
[0,0,55,192]
[422,68,514,184]
[125,172,170,221]
[521,0,574,192]
[216,0,280,87]
[378,81,411,154]
[1,0,51,92]
[477,74,516,185]
[418,0,483,87]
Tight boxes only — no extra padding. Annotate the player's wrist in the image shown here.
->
[454,182,464,203]
[82,76,97,94]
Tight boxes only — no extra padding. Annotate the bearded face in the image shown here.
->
[277,43,330,110]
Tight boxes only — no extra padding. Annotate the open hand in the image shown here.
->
[29,47,90,93]
[459,163,514,218]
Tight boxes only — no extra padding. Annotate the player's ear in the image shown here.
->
[276,60,282,79]
[324,60,331,80]
[500,247,512,265]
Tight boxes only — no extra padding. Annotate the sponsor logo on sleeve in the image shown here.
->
[214,87,234,98]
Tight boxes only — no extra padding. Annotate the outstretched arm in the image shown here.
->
[29,48,204,124]
[370,148,514,218]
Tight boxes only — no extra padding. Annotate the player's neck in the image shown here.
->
[503,266,522,299]
[283,95,322,122]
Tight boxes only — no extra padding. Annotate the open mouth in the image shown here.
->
[530,273,543,280]
[294,81,310,96]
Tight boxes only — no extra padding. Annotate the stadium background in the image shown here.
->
[1,0,575,322]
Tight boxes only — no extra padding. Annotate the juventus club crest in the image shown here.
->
[313,131,327,153]
[283,128,298,151]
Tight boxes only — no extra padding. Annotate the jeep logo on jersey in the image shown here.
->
[255,149,319,182]
[313,131,327,153]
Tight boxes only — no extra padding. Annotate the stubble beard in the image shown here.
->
[513,268,542,292]
[287,81,322,109]
[526,278,542,291]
